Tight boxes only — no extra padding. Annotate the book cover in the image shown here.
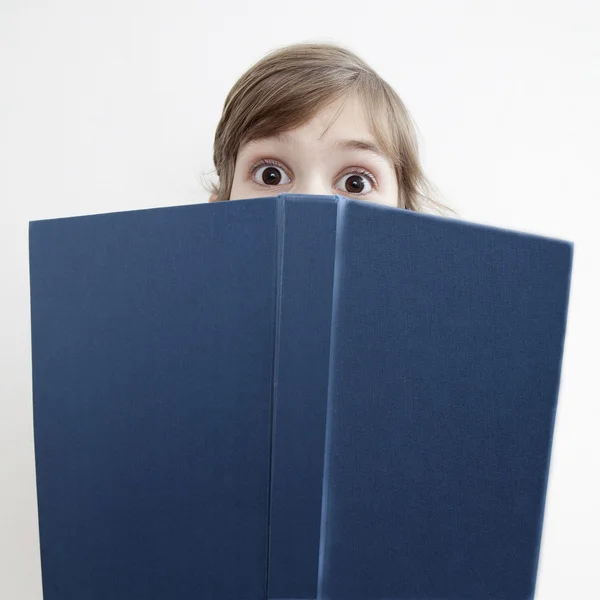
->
[29,194,573,599]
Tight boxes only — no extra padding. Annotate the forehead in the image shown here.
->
[241,95,389,162]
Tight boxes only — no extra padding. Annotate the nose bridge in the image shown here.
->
[292,169,332,196]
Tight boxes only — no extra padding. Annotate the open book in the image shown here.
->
[29,194,573,599]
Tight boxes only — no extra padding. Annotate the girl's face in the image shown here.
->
[216,95,399,206]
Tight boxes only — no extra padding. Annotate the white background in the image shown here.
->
[1,1,598,598]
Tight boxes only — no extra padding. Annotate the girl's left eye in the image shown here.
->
[249,159,377,196]
[335,171,376,195]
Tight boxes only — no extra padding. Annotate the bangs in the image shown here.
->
[237,75,403,176]
[237,87,352,151]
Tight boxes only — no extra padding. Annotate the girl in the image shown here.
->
[205,41,455,215]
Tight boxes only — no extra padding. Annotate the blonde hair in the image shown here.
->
[204,41,455,215]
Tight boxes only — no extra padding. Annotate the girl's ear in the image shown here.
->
[209,193,218,203]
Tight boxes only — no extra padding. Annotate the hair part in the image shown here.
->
[203,41,456,215]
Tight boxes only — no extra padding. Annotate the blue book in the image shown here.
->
[29,194,573,600]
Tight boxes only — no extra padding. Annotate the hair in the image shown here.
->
[203,41,456,215]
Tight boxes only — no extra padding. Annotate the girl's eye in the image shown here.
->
[249,159,377,196]
[334,171,375,196]
[251,161,291,186]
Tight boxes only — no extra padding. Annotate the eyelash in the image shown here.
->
[248,158,377,195]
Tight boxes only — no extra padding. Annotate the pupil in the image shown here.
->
[346,175,364,193]
[263,167,281,185]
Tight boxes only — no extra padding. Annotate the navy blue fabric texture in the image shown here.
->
[29,194,573,600]
[318,200,573,600]
[29,199,279,599]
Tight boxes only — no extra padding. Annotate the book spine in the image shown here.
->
[317,196,347,600]
[267,195,339,599]
[265,195,286,597]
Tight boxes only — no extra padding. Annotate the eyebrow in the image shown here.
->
[245,131,388,161]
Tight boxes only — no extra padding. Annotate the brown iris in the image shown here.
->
[262,167,282,185]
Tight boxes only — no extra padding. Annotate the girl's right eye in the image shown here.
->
[250,159,291,187]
